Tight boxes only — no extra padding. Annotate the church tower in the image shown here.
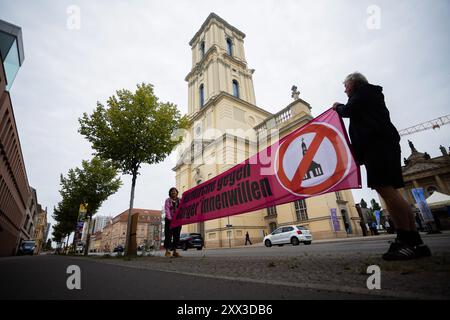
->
[186,12,257,115]
[174,13,272,245]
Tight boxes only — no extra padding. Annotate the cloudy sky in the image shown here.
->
[1,0,449,235]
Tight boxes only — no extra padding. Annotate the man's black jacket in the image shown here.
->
[335,83,400,164]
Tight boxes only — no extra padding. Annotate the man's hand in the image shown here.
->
[332,102,341,110]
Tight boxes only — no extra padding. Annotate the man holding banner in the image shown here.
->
[333,72,431,261]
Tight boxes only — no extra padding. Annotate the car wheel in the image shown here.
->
[264,239,272,247]
[291,237,300,246]
[304,241,312,245]
[196,246,203,251]
[182,243,188,251]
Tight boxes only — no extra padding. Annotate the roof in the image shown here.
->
[189,13,246,46]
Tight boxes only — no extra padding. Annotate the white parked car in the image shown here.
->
[264,225,313,247]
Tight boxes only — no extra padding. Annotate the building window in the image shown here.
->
[199,84,205,107]
[226,38,233,56]
[267,206,277,216]
[335,191,343,201]
[199,40,205,59]
[232,80,239,98]
[294,199,308,221]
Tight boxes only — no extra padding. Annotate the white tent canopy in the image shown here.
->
[426,191,450,207]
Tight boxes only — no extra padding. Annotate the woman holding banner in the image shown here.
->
[333,72,431,261]
[164,187,182,258]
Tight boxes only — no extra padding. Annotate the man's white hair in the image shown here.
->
[344,72,368,84]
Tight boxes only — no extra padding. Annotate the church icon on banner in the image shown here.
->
[301,138,324,181]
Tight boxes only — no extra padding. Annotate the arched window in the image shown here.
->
[232,80,239,98]
[226,38,233,56]
[199,41,205,58]
[199,84,205,107]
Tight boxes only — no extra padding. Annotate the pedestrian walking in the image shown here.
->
[333,72,431,260]
[245,231,252,245]
[344,221,350,235]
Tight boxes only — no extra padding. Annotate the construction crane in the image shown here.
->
[398,114,450,136]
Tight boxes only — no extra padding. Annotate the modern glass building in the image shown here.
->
[0,19,25,91]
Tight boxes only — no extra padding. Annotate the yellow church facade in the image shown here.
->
[173,13,362,247]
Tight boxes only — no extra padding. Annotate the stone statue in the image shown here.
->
[439,145,448,156]
[403,157,410,166]
[424,152,431,160]
[408,140,418,153]
[291,85,300,100]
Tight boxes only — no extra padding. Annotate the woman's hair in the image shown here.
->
[168,187,179,196]
[343,72,368,85]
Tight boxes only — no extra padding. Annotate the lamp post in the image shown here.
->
[226,216,232,248]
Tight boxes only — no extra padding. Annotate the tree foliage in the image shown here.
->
[78,83,187,255]
[370,198,381,211]
[52,157,122,250]
[78,83,188,175]
[360,198,368,209]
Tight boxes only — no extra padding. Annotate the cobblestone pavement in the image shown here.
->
[90,248,450,299]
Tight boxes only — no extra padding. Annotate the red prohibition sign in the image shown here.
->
[276,123,349,195]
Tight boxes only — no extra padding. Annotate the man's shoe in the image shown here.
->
[382,240,432,261]
[164,251,171,257]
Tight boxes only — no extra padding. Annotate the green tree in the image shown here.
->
[64,158,121,255]
[360,199,368,209]
[371,198,381,211]
[55,157,122,255]
[52,203,77,247]
[79,83,187,256]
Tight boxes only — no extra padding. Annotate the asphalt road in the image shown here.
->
[0,254,377,300]
[1,233,448,300]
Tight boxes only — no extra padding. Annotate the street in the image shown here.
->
[0,232,449,300]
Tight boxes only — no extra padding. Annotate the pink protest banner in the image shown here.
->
[171,108,361,228]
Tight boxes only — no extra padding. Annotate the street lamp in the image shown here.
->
[226,216,232,248]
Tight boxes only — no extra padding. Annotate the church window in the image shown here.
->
[294,199,308,221]
[200,41,205,58]
[232,80,239,98]
[227,37,233,56]
[199,84,205,107]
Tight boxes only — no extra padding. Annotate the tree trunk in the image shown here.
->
[124,170,138,256]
